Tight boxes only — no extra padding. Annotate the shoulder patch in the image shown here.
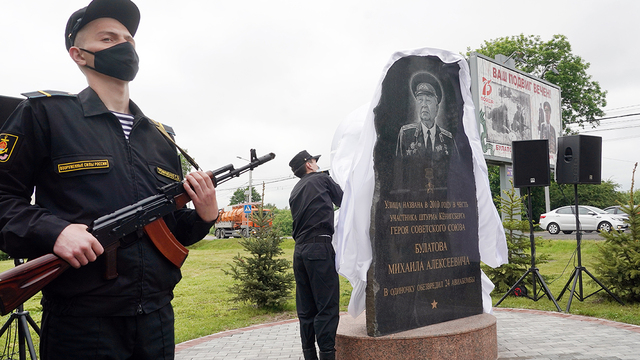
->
[21,90,76,99]
[0,134,19,162]
[156,166,181,182]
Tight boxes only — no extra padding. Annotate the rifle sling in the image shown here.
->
[150,119,201,171]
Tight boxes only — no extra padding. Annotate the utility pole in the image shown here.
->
[237,156,252,203]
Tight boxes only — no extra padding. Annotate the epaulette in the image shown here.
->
[21,90,76,99]
[439,127,453,138]
[150,118,199,170]
[161,124,175,136]
[149,119,175,136]
[399,122,420,131]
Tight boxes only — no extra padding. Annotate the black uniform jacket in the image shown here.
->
[0,87,213,316]
[289,172,343,244]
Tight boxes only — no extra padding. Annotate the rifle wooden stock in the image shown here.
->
[0,254,70,316]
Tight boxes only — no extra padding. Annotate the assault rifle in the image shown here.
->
[0,150,275,315]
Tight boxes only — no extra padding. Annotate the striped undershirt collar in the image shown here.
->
[112,111,134,139]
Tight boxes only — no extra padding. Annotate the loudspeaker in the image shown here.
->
[556,135,602,184]
[512,139,550,187]
[0,95,23,128]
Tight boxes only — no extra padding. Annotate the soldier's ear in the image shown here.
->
[69,47,88,66]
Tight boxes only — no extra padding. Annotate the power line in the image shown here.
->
[595,112,640,122]
[603,104,640,112]
[603,156,639,164]
[580,123,640,134]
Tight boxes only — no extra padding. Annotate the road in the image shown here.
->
[535,230,606,241]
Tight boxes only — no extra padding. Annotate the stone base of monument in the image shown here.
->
[335,312,497,360]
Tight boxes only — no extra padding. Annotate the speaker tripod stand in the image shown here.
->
[0,259,40,360]
[495,187,561,311]
[556,184,624,312]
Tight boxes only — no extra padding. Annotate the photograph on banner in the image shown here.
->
[470,53,561,166]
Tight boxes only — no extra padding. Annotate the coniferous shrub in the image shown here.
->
[224,188,295,308]
[482,180,548,293]
[595,163,640,303]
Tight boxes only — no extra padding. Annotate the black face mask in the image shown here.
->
[80,42,139,81]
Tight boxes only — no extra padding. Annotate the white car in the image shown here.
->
[539,205,628,234]
[604,205,629,219]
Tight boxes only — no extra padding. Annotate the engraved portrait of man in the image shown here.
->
[396,72,454,162]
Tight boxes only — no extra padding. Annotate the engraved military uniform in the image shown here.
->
[395,123,454,160]
[0,88,213,357]
[395,123,455,191]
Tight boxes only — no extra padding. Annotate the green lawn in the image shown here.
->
[0,236,637,352]
[490,237,640,325]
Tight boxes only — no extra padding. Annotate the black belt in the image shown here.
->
[296,235,332,245]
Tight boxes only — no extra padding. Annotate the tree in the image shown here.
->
[487,164,546,222]
[469,34,607,132]
[594,163,640,303]
[179,151,194,176]
[229,186,262,205]
[224,190,294,308]
[272,208,293,238]
[549,178,625,210]
[488,164,500,210]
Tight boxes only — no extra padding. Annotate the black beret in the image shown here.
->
[65,0,140,50]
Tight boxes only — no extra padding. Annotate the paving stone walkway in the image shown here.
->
[175,308,640,360]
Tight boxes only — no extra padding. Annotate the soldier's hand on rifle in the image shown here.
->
[184,170,219,222]
[54,224,105,269]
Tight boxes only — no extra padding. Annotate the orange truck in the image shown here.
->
[214,203,272,238]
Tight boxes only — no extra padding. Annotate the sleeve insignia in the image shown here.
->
[0,134,19,162]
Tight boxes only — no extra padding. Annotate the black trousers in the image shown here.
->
[293,242,340,352]
[40,303,175,360]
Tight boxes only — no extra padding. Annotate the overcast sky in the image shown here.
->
[1,0,638,209]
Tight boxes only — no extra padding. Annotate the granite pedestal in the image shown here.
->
[336,312,497,360]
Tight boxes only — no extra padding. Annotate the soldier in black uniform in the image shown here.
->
[0,0,218,358]
[289,150,343,360]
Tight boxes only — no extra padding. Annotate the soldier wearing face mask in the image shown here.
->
[0,0,219,358]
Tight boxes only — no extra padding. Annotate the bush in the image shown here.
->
[272,208,293,238]
[224,204,295,308]
[595,164,640,303]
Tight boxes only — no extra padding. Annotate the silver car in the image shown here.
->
[539,205,628,234]
[604,205,629,219]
